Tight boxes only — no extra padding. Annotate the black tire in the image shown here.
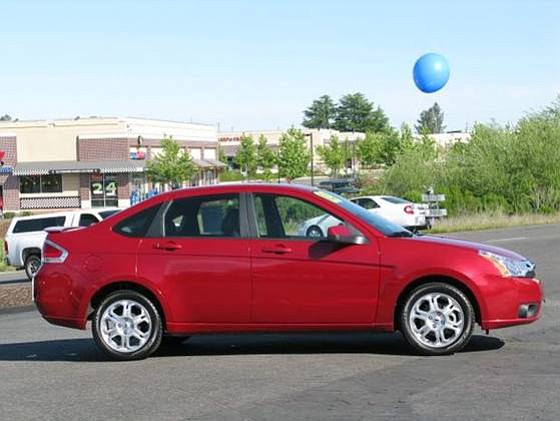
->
[306,225,324,238]
[24,254,42,280]
[92,290,163,361]
[399,282,475,356]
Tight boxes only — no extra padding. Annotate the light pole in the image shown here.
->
[304,132,314,186]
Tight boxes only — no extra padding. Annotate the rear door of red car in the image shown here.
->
[136,192,251,324]
[247,189,380,325]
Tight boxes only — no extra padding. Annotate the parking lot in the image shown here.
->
[0,224,558,420]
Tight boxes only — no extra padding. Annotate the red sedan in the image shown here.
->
[35,184,543,360]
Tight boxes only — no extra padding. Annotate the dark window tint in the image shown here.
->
[99,210,120,219]
[41,174,63,193]
[254,193,342,239]
[114,204,161,237]
[381,196,410,205]
[19,176,41,194]
[13,216,67,233]
[353,198,379,210]
[164,194,240,238]
[79,214,100,227]
[19,175,62,194]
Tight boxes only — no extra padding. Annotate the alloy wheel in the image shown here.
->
[408,292,465,349]
[99,299,153,353]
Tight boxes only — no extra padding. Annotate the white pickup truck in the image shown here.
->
[4,208,120,279]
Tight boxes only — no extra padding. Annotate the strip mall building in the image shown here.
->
[0,117,224,211]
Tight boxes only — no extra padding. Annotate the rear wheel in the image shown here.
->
[24,254,41,280]
[399,282,474,356]
[306,225,323,238]
[92,290,163,360]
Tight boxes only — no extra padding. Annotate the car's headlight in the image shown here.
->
[479,250,536,278]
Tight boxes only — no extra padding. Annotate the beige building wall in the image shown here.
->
[2,118,126,162]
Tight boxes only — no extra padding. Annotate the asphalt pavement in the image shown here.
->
[0,224,559,420]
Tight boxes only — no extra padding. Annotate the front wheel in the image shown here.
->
[399,282,475,356]
[92,290,163,360]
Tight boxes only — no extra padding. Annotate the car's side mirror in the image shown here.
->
[327,225,367,245]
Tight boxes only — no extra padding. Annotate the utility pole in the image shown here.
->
[304,132,314,186]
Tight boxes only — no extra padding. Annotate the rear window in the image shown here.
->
[12,216,67,234]
[381,196,410,205]
[114,204,161,238]
[98,210,120,219]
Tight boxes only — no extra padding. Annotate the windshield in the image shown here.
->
[313,190,413,237]
[381,196,410,205]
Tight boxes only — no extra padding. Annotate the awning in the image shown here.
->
[13,158,229,176]
[193,159,214,168]
[204,159,227,168]
[13,160,146,176]
[193,159,227,168]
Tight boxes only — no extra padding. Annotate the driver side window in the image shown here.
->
[253,193,343,239]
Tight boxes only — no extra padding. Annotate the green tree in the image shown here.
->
[415,102,445,134]
[317,135,346,176]
[302,95,336,129]
[356,131,381,168]
[0,114,12,121]
[235,133,257,180]
[146,136,197,189]
[277,128,310,182]
[256,134,276,181]
[334,93,390,133]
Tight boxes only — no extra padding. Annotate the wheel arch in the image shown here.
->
[22,247,42,262]
[393,275,483,330]
[88,281,169,331]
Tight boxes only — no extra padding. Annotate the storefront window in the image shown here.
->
[20,175,62,194]
[91,173,119,207]
[41,174,63,193]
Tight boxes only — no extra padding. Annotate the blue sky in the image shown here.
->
[1,0,559,131]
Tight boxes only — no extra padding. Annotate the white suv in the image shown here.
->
[4,208,120,279]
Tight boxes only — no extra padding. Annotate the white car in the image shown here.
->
[298,195,427,238]
[350,195,427,230]
[4,208,120,279]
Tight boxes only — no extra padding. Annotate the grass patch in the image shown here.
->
[428,212,560,234]
[0,238,11,272]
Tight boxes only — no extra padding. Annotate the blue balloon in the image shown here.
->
[413,53,450,93]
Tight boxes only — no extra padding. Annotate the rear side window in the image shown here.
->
[164,194,240,238]
[79,214,100,227]
[12,216,66,234]
[114,204,161,237]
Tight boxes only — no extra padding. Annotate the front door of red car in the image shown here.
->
[248,192,380,324]
[136,193,251,324]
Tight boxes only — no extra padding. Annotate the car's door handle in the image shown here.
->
[154,241,182,251]
[261,245,292,254]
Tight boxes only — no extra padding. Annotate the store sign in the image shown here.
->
[91,174,118,207]
[130,151,146,160]
[218,136,241,142]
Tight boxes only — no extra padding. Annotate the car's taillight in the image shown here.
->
[42,240,68,263]
[3,240,8,255]
[404,205,414,215]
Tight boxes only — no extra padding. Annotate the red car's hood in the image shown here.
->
[413,235,526,261]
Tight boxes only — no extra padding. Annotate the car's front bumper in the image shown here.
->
[480,275,544,330]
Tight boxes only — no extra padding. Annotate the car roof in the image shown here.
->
[167,183,318,197]
[9,207,121,222]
